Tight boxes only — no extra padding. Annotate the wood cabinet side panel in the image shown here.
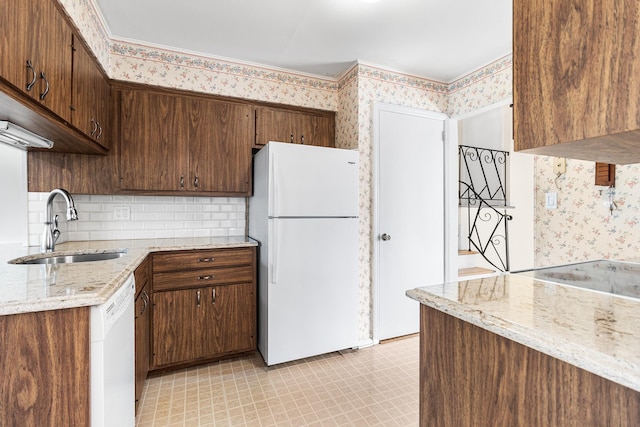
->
[419,305,640,426]
[514,0,640,152]
[0,307,90,427]
[135,282,150,411]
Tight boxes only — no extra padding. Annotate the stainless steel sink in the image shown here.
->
[9,250,128,265]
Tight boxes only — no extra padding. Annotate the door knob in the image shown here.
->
[381,233,391,241]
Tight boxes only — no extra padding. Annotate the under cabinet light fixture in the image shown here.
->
[0,121,54,150]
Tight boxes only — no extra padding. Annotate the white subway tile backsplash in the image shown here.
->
[27,193,247,245]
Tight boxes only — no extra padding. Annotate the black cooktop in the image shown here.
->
[514,260,640,300]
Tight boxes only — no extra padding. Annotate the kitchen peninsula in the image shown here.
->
[407,272,640,426]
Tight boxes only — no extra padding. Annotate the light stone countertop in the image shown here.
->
[0,236,257,316]
[406,273,640,393]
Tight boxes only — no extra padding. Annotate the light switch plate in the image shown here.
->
[113,206,131,220]
[553,158,566,175]
[545,192,557,209]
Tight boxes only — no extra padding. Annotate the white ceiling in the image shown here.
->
[93,0,512,82]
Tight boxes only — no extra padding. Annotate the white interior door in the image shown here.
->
[374,103,446,341]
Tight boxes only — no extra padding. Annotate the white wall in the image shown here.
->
[0,145,28,244]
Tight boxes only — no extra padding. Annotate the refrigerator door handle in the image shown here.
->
[271,155,278,217]
[272,220,278,284]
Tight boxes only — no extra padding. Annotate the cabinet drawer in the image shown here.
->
[153,265,254,291]
[153,248,253,272]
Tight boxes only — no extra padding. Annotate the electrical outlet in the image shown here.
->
[113,206,130,221]
[553,158,566,175]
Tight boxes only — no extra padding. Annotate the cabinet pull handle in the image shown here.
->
[198,275,215,281]
[194,175,199,189]
[301,134,305,145]
[140,290,149,315]
[196,290,201,306]
[198,257,214,263]
[290,134,294,143]
[26,60,37,91]
[90,118,98,136]
[96,122,103,139]
[211,288,216,304]
[39,72,49,100]
[180,175,184,189]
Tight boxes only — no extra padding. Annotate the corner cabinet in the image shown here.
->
[150,247,256,370]
[118,87,253,195]
[255,105,335,147]
[513,0,640,164]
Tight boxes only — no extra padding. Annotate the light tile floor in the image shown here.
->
[135,335,419,426]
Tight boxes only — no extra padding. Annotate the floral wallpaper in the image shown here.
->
[110,42,339,111]
[534,158,640,266]
[58,0,110,69]
[448,55,513,117]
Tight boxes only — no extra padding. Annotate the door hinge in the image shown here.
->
[442,130,445,141]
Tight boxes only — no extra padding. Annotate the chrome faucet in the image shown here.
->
[41,188,79,252]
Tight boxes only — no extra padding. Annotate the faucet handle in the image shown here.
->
[52,215,60,243]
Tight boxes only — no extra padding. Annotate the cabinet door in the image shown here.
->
[71,36,110,149]
[0,0,72,121]
[190,99,253,193]
[152,288,206,366]
[120,90,188,191]
[134,286,150,410]
[0,0,29,91]
[297,113,335,147]
[255,106,294,146]
[31,0,73,121]
[205,283,255,356]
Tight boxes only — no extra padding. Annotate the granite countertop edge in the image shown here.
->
[0,237,258,316]
[407,283,640,393]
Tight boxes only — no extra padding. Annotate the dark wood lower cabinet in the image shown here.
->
[151,247,257,370]
[419,305,640,426]
[0,307,90,427]
[152,282,255,368]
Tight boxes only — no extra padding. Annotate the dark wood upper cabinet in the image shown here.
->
[0,0,72,121]
[514,0,640,164]
[71,35,110,149]
[255,106,335,147]
[118,87,253,195]
[0,0,107,155]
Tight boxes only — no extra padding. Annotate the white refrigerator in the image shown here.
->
[249,142,359,366]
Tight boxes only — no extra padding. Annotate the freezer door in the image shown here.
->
[269,142,358,217]
[264,217,359,366]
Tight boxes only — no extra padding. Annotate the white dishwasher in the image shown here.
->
[91,274,135,427]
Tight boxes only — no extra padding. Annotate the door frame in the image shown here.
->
[371,102,457,344]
